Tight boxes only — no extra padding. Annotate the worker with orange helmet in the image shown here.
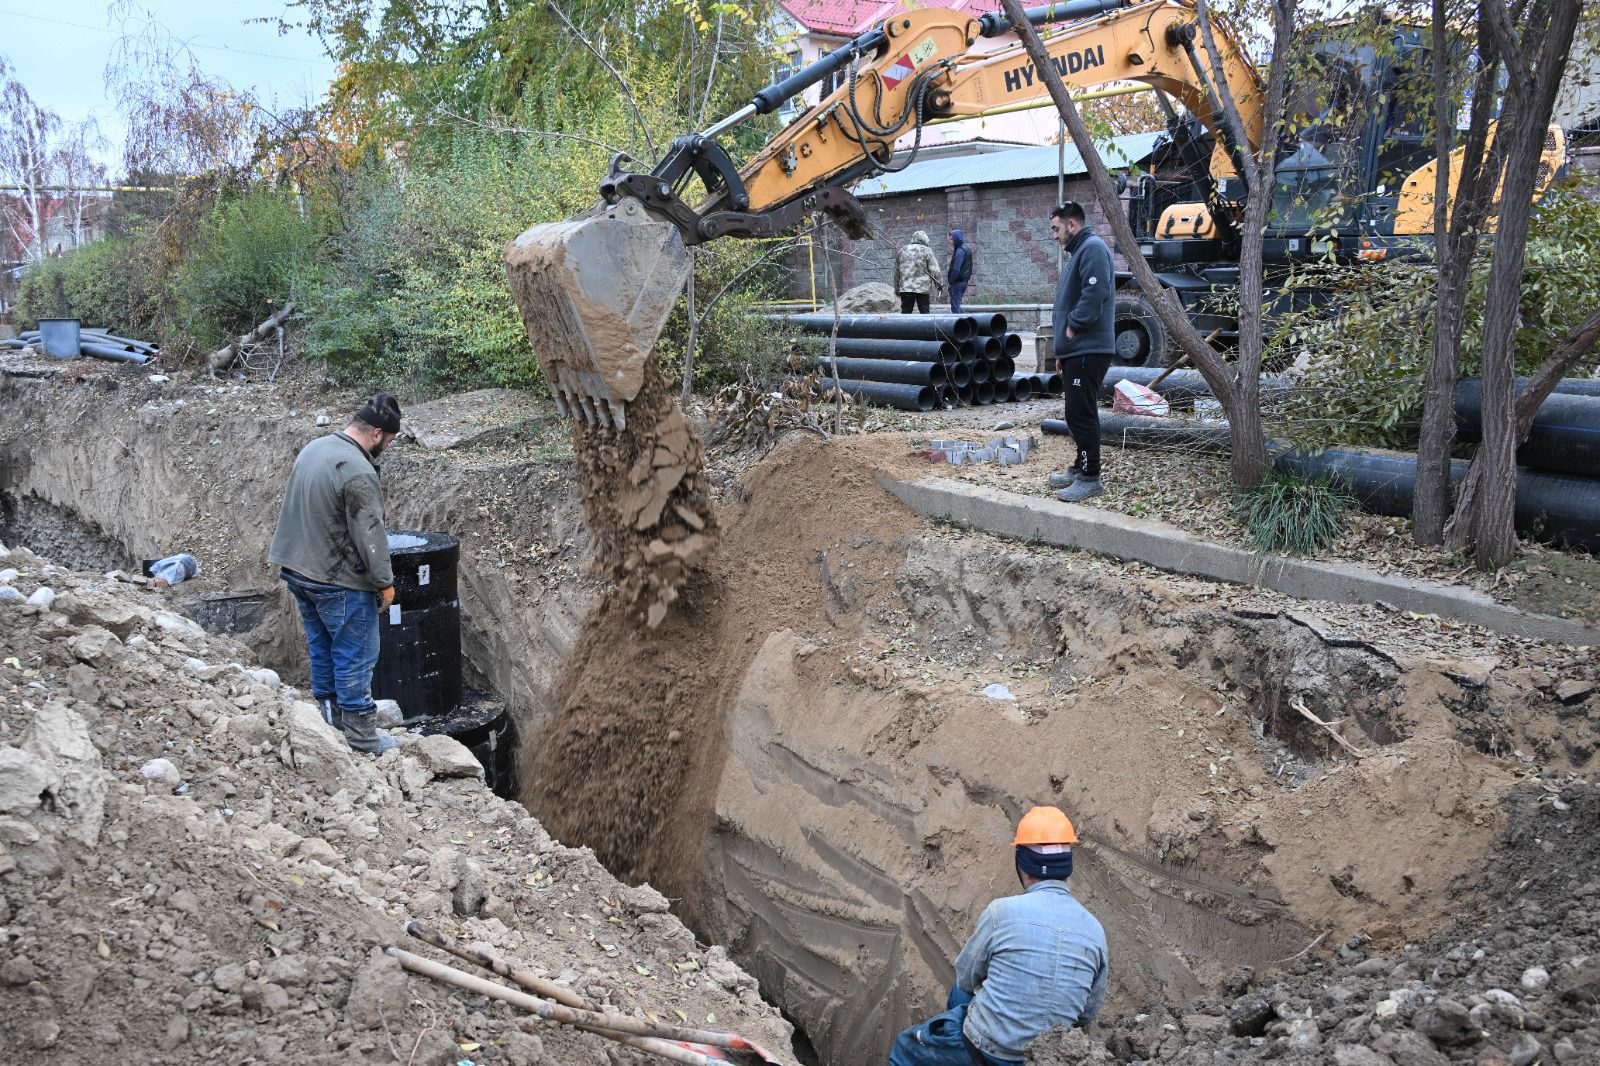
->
[887,806,1108,1066]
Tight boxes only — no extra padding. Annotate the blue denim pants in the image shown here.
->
[888,986,1017,1066]
[283,571,380,716]
[949,281,969,313]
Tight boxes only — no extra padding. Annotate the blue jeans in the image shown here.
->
[888,986,1017,1066]
[284,571,380,716]
[950,281,968,313]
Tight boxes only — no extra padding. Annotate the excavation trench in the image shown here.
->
[0,377,1558,1066]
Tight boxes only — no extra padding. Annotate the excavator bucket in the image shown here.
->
[505,196,690,430]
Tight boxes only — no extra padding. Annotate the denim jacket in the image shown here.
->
[956,880,1108,1062]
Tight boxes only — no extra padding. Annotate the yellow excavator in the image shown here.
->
[503,0,1562,623]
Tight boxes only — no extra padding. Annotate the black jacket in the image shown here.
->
[1052,228,1116,359]
[948,231,973,285]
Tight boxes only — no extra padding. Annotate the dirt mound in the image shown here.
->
[520,434,920,920]
[1034,774,1600,1064]
[0,545,791,1064]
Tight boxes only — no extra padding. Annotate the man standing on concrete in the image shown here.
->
[895,230,944,314]
[888,806,1107,1066]
[947,229,973,313]
[268,394,404,754]
[1045,202,1116,502]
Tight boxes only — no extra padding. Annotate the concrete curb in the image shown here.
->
[883,475,1600,647]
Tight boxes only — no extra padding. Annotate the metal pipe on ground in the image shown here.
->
[946,362,972,389]
[974,312,1008,336]
[1009,374,1039,402]
[813,356,947,385]
[991,357,1016,382]
[821,337,962,364]
[970,360,991,384]
[1042,413,1600,550]
[779,313,976,343]
[975,381,997,405]
[938,384,961,408]
[824,378,937,411]
[958,383,976,405]
[958,339,980,365]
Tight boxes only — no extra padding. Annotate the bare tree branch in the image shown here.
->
[545,0,658,162]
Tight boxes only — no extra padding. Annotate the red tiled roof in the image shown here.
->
[859,0,1003,27]
[778,0,894,35]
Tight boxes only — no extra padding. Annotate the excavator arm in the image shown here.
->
[510,0,1263,428]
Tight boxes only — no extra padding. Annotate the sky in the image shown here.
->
[0,1,339,170]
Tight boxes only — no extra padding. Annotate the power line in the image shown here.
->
[0,7,331,67]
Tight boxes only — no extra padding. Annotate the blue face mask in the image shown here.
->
[1015,845,1073,880]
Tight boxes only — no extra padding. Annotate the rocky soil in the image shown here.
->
[0,544,792,1065]
[1028,774,1600,1065]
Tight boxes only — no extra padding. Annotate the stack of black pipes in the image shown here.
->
[778,312,1064,412]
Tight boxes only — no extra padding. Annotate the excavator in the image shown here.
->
[502,0,1563,624]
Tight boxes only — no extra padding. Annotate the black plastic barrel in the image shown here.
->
[373,530,463,721]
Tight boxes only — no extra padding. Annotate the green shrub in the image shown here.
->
[172,189,324,349]
[13,238,157,335]
[308,133,602,391]
[1231,471,1354,555]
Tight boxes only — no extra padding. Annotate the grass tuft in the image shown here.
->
[1231,472,1354,556]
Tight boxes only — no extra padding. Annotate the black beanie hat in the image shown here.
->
[356,393,402,434]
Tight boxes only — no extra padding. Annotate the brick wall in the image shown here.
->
[789,176,1125,303]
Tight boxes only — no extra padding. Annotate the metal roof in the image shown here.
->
[852,131,1163,199]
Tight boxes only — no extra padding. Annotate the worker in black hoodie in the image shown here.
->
[1044,202,1115,502]
[947,229,973,313]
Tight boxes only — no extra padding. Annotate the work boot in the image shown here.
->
[340,711,400,754]
[318,697,342,729]
[1056,477,1104,503]
[1047,469,1079,489]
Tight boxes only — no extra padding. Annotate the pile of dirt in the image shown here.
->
[0,543,792,1064]
[1027,773,1600,1064]
[520,434,921,921]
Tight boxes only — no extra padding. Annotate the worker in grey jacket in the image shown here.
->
[1045,202,1116,502]
[889,805,1107,1066]
[267,394,403,754]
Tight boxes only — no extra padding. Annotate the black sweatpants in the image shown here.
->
[1059,354,1111,477]
[899,292,931,314]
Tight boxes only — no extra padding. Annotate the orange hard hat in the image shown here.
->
[1012,806,1079,846]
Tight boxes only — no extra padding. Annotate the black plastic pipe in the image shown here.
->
[1454,380,1600,478]
[970,360,991,384]
[958,383,976,405]
[938,384,960,409]
[1009,375,1039,402]
[975,382,997,405]
[991,357,1016,382]
[958,339,980,366]
[820,337,962,363]
[1045,413,1600,549]
[824,378,937,412]
[79,342,152,364]
[946,363,972,389]
[782,313,976,343]
[815,356,946,385]
[983,334,1025,359]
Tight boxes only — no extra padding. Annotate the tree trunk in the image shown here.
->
[208,302,296,377]
[995,0,1269,485]
[1414,18,1505,547]
[1445,0,1580,568]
